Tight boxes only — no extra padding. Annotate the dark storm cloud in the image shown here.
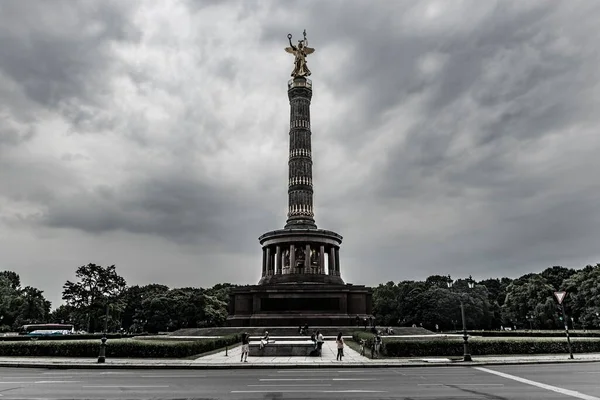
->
[0,1,138,109]
[2,0,600,304]
[36,171,279,252]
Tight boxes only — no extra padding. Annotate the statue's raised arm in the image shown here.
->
[285,31,315,78]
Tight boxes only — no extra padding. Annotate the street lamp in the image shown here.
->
[526,315,534,330]
[447,275,474,362]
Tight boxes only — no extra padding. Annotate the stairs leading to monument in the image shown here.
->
[170,326,433,337]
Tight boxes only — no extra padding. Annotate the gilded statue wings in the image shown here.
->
[304,47,315,55]
[285,47,295,54]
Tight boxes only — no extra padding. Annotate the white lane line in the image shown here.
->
[35,381,81,384]
[0,382,33,384]
[418,383,504,386]
[259,378,378,381]
[140,375,206,378]
[232,390,387,393]
[248,384,332,387]
[3,376,73,379]
[333,378,379,381]
[475,367,600,400]
[82,385,170,388]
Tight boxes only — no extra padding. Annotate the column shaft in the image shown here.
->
[266,247,271,276]
[262,248,267,276]
[334,247,341,276]
[319,245,325,274]
[290,244,296,274]
[276,246,282,275]
[328,247,335,276]
[304,244,310,272]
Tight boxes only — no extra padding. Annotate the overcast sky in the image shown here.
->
[1,0,600,308]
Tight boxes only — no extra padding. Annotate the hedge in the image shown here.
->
[0,334,140,342]
[352,331,600,357]
[449,330,600,338]
[0,335,240,358]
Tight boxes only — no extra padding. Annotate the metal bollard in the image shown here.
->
[225,345,228,356]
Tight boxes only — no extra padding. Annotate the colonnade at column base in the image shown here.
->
[258,228,344,285]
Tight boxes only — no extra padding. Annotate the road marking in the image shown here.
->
[0,382,32,384]
[260,378,378,381]
[232,390,387,393]
[418,383,504,386]
[248,384,332,387]
[35,381,81,384]
[140,375,206,378]
[82,385,170,388]
[475,367,600,400]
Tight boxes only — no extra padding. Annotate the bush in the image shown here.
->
[0,334,138,342]
[453,330,600,338]
[352,331,600,357]
[0,334,240,358]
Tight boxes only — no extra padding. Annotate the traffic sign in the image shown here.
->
[554,291,567,305]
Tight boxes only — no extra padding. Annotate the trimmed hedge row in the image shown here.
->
[0,334,140,342]
[475,330,600,338]
[0,335,240,358]
[451,330,600,338]
[352,332,600,357]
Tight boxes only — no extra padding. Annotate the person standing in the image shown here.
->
[316,330,324,356]
[335,332,344,361]
[373,333,382,358]
[240,332,249,362]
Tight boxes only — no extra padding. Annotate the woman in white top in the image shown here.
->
[335,332,344,361]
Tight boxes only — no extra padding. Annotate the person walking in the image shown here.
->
[240,332,249,362]
[335,332,344,361]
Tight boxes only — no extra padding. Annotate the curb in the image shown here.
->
[0,358,598,370]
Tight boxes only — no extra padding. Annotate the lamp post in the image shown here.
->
[526,315,534,330]
[447,275,474,362]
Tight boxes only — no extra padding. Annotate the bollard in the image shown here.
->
[97,336,107,363]
[225,345,228,356]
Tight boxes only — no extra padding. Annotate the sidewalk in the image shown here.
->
[1,340,599,369]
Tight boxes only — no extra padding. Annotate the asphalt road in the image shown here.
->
[0,363,599,399]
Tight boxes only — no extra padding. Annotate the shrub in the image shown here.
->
[352,331,600,357]
[452,330,600,338]
[0,334,138,342]
[0,335,240,358]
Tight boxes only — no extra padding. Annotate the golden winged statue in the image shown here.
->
[285,30,315,78]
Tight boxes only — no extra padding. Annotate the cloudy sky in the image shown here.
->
[1,0,600,307]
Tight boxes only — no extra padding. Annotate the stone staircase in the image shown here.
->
[170,326,433,337]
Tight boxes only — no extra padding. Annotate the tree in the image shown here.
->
[62,264,127,332]
[15,286,51,325]
[562,264,600,328]
[0,271,21,289]
[541,266,577,291]
[501,274,556,328]
[120,284,169,331]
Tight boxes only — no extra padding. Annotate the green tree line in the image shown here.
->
[1,263,599,333]
[373,264,600,331]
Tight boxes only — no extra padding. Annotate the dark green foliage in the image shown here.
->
[0,271,51,331]
[0,334,138,342]
[371,264,600,331]
[0,335,240,358]
[454,330,600,338]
